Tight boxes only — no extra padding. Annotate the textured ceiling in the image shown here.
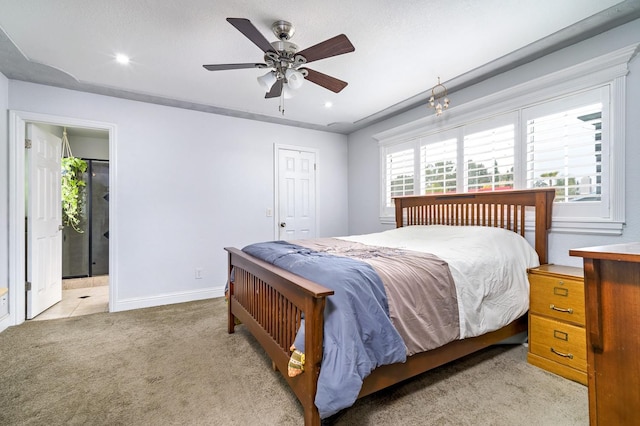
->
[0,0,638,134]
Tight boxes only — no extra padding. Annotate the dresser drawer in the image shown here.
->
[529,314,586,372]
[529,273,585,325]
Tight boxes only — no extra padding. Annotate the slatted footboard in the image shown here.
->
[225,247,333,426]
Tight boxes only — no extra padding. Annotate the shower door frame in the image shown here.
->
[62,158,110,279]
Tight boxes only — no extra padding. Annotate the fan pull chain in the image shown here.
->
[279,91,285,115]
[61,127,74,158]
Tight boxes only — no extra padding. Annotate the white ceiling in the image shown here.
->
[0,0,638,134]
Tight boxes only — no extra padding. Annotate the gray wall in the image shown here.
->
[347,18,640,267]
[5,82,348,312]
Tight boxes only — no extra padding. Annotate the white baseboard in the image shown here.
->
[111,286,225,313]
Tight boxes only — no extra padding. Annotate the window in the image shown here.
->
[376,44,634,233]
[523,88,609,219]
[381,114,517,217]
[464,124,514,192]
[420,137,457,194]
[382,143,415,212]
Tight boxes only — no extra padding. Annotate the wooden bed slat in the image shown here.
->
[226,188,555,426]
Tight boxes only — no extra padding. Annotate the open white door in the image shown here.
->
[26,124,63,319]
[277,148,317,240]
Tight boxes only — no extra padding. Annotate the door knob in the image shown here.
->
[280,222,286,228]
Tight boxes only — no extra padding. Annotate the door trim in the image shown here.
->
[273,144,319,240]
[6,110,117,328]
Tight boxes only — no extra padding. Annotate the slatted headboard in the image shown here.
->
[393,189,555,264]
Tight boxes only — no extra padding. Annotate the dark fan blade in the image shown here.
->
[203,63,265,71]
[265,79,283,98]
[296,34,355,64]
[301,68,348,93]
[227,18,275,53]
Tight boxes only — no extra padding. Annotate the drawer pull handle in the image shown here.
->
[550,304,573,314]
[550,347,573,359]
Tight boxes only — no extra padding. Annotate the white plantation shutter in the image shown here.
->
[383,142,416,215]
[526,105,602,199]
[524,88,608,218]
[420,137,457,194]
[463,124,515,192]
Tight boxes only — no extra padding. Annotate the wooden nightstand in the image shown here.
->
[527,264,587,385]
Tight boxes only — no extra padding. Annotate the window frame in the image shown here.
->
[375,44,637,234]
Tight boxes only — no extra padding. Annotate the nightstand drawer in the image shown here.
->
[529,274,585,325]
[529,315,586,372]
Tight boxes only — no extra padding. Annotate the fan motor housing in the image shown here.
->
[272,20,295,40]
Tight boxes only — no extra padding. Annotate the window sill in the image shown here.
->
[548,218,624,236]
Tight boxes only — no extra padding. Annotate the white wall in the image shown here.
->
[0,72,8,315]
[347,19,640,268]
[6,82,348,311]
[69,134,109,160]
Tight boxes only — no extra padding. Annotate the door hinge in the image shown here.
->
[25,138,32,149]
[314,163,317,171]
[25,281,32,291]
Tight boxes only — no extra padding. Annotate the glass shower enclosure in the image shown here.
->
[62,159,109,278]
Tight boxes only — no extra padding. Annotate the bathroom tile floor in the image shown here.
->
[30,280,109,321]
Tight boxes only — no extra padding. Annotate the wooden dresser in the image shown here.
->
[570,243,640,425]
[527,264,587,385]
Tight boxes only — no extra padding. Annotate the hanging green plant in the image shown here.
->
[61,156,88,233]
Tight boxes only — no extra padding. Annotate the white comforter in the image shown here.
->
[338,225,539,339]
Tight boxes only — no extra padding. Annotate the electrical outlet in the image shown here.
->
[195,268,203,279]
[266,208,273,217]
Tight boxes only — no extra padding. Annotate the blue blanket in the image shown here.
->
[242,241,407,419]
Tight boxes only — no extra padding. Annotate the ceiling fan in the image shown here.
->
[203,18,355,100]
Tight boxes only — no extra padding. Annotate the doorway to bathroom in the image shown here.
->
[29,125,111,321]
[7,111,117,328]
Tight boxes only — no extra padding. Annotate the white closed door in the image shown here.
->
[26,124,63,319]
[277,148,316,240]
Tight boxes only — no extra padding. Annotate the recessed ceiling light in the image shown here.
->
[324,101,333,108]
[115,54,130,65]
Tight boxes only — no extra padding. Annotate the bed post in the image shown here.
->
[227,251,236,334]
[534,189,555,265]
[302,296,326,426]
[395,198,404,228]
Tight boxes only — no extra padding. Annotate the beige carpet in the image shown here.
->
[0,297,588,425]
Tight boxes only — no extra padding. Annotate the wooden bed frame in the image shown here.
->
[225,188,555,425]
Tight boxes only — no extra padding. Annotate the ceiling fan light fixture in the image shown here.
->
[285,68,304,90]
[257,71,277,91]
[283,85,295,99]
